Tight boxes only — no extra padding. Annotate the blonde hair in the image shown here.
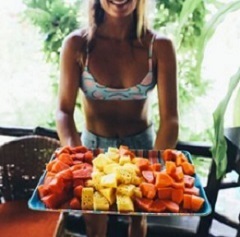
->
[88,0,148,41]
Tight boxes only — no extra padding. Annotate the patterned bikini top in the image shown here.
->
[80,35,156,100]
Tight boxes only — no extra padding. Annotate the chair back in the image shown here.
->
[0,135,60,201]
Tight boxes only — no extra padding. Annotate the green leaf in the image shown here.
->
[175,0,203,48]
[211,67,240,179]
[233,86,240,126]
[196,1,240,83]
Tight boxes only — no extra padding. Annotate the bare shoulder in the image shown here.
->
[61,28,88,56]
[153,34,176,57]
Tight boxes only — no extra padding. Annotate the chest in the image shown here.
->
[87,41,150,88]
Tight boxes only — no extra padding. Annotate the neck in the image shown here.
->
[97,14,135,40]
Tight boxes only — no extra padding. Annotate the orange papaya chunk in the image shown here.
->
[155,171,174,188]
[148,199,166,213]
[162,200,180,213]
[157,187,173,200]
[171,188,184,204]
[183,194,192,210]
[140,182,157,199]
[134,197,153,211]
[171,166,184,182]
[191,195,205,212]
[165,161,176,175]
[162,149,180,162]
[181,162,195,175]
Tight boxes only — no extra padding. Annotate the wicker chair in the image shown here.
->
[0,135,62,237]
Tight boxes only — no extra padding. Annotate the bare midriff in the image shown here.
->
[82,96,151,138]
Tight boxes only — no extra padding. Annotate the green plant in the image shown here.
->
[23,0,82,64]
[211,67,240,179]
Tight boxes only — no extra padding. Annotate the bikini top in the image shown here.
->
[80,35,157,100]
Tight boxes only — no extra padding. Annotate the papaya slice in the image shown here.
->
[155,171,174,188]
[157,187,173,200]
[181,161,195,175]
[191,195,204,212]
[69,197,81,210]
[171,166,184,182]
[140,182,157,199]
[161,200,179,213]
[171,188,184,204]
[165,161,176,175]
[74,185,83,199]
[134,197,153,211]
[132,157,150,171]
[57,153,73,166]
[142,170,155,183]
[183,194,192,210]
[148,199,166,213]
[150,163,162,172]
[162,149,180,162]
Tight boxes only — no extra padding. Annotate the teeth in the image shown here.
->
[110,0,128,5]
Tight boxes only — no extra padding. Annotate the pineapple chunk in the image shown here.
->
[119,155,131,165]
[101,173,118,188]
[92,154,113,171]
[133,187,142,198]
[93,191,109,211]
[116,166,135,184]
[85,179,94,187]
[131,176,143,186]
[92,171,104,190]
[82,187,94,210]
[116,194,134,212]
[123,163,140,175]
[103,163,120,174]
[107,147,119,153]
[106,152,120,163]
[99,188,116,205]
[117,184,135,197]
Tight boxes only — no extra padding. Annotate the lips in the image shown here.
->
[109,0,129,6]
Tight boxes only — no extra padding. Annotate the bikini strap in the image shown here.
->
[84,43,90,71]
[148,34,155,72]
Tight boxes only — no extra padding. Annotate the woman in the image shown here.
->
[56,0,179,237]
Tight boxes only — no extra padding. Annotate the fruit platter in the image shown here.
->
[28,145,211,216]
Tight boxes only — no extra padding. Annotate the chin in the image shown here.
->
[103,0,137,18]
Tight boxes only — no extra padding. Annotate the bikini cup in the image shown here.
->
[81,35,156,100]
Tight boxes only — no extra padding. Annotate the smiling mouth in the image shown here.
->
[109,0,129,6]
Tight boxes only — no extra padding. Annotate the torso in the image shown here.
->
[77,31,157,137]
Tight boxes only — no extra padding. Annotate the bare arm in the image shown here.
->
[56,32,84,146]
[153,37,179,150]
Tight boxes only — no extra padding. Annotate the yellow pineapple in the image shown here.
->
[116,184,135,197]
[93,191,109,211]
[119,155,131,165]
[131,176,144,186]
[100,173,118,188]
[116,166,135,184]
[92,171,105,190]
[107,147,119,154]
[99,188,116,205]
[103,163,120,174]
[92,153,113,171]
[123,163,140,175]
[81,187,94,210]
[85,179,94,187]
[133,187,142,198]
[116,194,134,212]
